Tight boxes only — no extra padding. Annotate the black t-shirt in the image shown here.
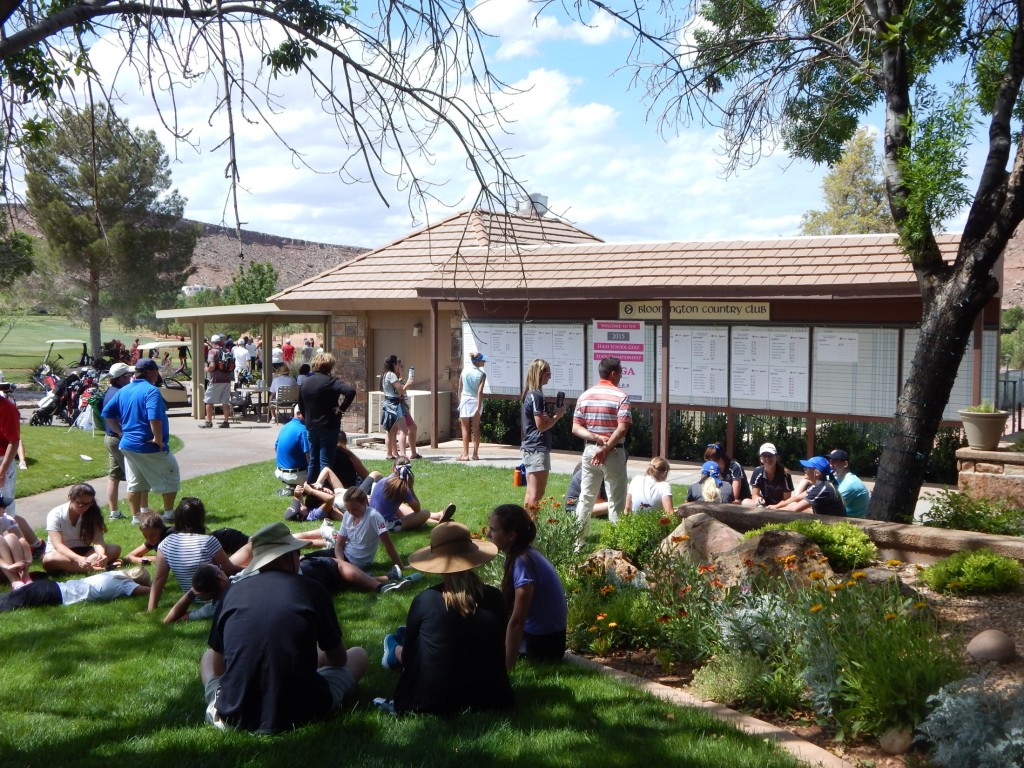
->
[208,570,342,733]
[806,480,846,516]
[750,465,794,506]
[686,479,736,503]
[520,390,551,452]
[298,373,356,430]
[329,449,362,489]
[394,583,514,715]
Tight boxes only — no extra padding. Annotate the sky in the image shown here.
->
[65,0,978,250]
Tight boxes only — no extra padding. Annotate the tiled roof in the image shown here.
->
[416,233,966,301]
[271,209,601,305]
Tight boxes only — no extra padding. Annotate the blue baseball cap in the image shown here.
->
[135,358,159,372]
[700,461,723,486]
[799,456,831,475]
[471,352,488,363]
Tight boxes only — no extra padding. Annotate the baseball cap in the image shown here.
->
[109,362,132,379]
[135,358,159,372]
[471,352,488,363]
[210,334,223,343]
[827,449,850,462]
[799,456,831,474]
[758,443,778,456]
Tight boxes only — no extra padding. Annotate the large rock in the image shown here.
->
[712,530,836,589]
[879,728,914,755]
[966,629,1017,663]
[658,512,744,563]
[580,548,645,587]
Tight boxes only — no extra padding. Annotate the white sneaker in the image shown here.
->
[131,515,142,526]
[109,510,126,521]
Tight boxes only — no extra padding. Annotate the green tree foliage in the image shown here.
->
[24,104,198,359]
[0,217,34,289]
[224,262,278,305]
[800,127,894,235]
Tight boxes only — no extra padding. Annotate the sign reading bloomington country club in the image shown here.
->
[619,301,771,321]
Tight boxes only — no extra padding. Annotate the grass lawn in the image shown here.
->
[16,425,184,497]
[1,460,799,768]
[0,315,159,382]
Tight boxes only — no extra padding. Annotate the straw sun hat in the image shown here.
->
[408,522,498,574]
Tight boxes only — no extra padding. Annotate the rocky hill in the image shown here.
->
[6,205,368,294]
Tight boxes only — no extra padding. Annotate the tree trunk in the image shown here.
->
[88,265,102,366]
[868,256,998,521]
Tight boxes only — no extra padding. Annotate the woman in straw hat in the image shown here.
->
[380,522,513,715]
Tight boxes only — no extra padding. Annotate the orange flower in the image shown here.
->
[596,613,607,621]
[742,558,756,567]
[659,517,672,526]
[671,534,690,543]
[710,577,724,588]
[552,502,562,508]
[884,612,898,621]
[677,585,692,597]
[784,562,797,570]
[599,585,615,596]
[657,614,671,624]
[677,608,688,617]
[546,518,559,525]
[697,564,716,574]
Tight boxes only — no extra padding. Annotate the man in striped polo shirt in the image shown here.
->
[571,357,632,541]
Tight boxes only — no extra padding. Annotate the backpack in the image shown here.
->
[214,348,235,373]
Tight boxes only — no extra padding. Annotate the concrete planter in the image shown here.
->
[958,409,1009,451]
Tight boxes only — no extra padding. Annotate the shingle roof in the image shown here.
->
[416,233,965,301]
[270,209,601,305]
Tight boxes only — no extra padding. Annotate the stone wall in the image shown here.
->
[957,445,1024,508]
[330,312,368,432]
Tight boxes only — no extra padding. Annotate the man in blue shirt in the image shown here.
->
[275,407,309,490]
[827,449,870,518]
[102,359,180,524]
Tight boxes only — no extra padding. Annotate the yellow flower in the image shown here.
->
[827,583,845,592]
[846,580,857,587]
[884,612,898,621]
[808,571,824,580]
[914,601,928,610]
[886,559,902,567]
[607,622,618,629]
[809,604,824,613]
[588,626,598,633]
[851,571,866,579]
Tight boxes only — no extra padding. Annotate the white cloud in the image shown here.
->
[470,0,625,60]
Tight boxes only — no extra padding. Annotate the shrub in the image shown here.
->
[920,549,1023,594]
[531,495,586,580]
[795,577,963,737]
[599,509,675,564]
[744,519,877,572]
[690,653,766,705]
[917,675,1024,768]
[922,488,1024,536]
[926,427,968,484]
[566,573,663,657]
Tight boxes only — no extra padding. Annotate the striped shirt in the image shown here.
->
[573,379,632,437]
[157,532,223,593]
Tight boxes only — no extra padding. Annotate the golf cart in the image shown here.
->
[41,339,93,372]
[136,341,192,409]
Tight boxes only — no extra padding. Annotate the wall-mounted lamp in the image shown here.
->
[412,322,423,337]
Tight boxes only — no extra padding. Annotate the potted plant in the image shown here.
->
[958,400,1009,451]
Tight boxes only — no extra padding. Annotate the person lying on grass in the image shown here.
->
[124,510,253,568]
[148,498,243,612]
[164,562,231,623]
[41,483,122,574]
[291,431,384,520]
[0,566,151,613]
[370,459,455,531]
[488,504,567,670]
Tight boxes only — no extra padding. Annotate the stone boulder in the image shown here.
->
[712,529,836,590]
[580,548,645,587]
[966,629,1017,663]
[658,512,744,563]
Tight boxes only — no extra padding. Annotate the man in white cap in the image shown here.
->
[200,522,368,733]
[201,334,234,428]
[101,362,146,521]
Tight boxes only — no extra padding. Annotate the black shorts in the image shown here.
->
[0,580,62,612]
[524,630,566,663]
[210,528,249,556]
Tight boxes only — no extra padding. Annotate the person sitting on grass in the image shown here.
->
[0,494,32,588]
[685,462,735,504]
[299,487,411,595]
[380,522,513,716]
[200,522,368,733]
[0,566,151,613]
[147,498,243,612]
[164,562,231,623]
[488,504,567,669]
[42,483,122,574]
[564,462,609,518]
[124,510,253,567]
[369,459,455,531]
